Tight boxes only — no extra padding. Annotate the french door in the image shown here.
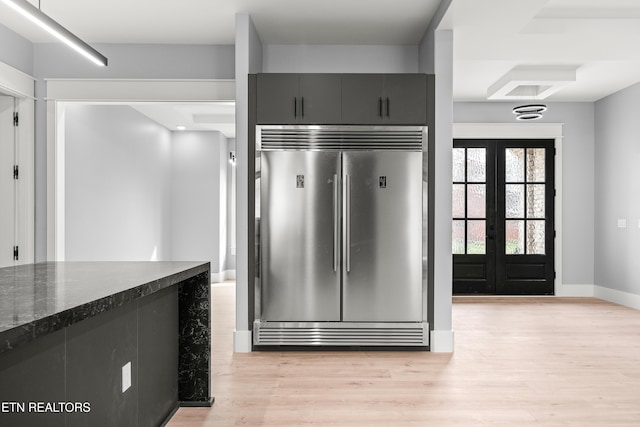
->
[453,139,555,295]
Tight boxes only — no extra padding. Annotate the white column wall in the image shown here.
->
[430,30,454,352]
[235,14,263,352]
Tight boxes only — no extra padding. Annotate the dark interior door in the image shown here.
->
[453,139,555,295]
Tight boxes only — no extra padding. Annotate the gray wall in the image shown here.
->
[262,44,419,73]
[0,23,33,75]
[33,43,235,261]
[594,83,640,295]
[65,105,173,261]
[33,43,234,79]
[454,102,596,286]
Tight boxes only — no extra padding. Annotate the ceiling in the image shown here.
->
[0,0,441,45]
[439,0,640,102]
[129,102,236,138]
[0,0,440,134]
[1,0,638,108]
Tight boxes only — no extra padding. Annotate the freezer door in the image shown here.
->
[261,151,341,321]
[343,151,422,322]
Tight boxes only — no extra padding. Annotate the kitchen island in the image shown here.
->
[0,261,212,427]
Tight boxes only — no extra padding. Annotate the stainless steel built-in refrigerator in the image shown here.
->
[254,126,428,346]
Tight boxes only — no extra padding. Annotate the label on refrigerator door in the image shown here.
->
[379,176,387,189]
[296,175,304,188]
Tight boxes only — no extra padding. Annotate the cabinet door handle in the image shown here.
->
[386,97,390,117]
[294,97,297,118]
[378,97,383,117]
[301,97,304,118]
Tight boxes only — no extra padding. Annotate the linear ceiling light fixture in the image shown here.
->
[1,0,108,66]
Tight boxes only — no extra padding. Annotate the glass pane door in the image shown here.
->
[452,141,496,294]
[453,139,555,295]
[497,141,555,295]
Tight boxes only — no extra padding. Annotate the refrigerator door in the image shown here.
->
[342,151,422,322]
[261,151,341,321]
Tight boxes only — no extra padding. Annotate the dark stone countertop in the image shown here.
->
[0,261,210,355]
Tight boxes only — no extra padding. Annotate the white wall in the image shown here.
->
[454,102,596,288]
[33,43,235,262]
[263,45,419,73]
[418,0,452,74]
[594,83,640,300]
[65,105,230,272]
[171,131,229,275]
[226,138,237,271]
[64,104,172,261]
[235,13,263,352]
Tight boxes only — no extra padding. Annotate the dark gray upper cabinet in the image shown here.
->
[383,74,428,124]
[256,73,428,125]
[341,74,385,124]
[342,74,427,125]
[257,74,341,124]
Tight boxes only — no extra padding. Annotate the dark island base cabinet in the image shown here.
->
[0,269,211,427]
[256,74,342,124]
[256,73,428,125]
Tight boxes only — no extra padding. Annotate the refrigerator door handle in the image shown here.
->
[345,174,351,273]
[333,174,339,272]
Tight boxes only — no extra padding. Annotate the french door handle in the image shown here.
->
[345,174,351,273]
[386,97,390,117]
[294,97,297,118]
[333,174,339,272]
[378,97,383,117]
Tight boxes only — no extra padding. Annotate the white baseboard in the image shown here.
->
[555,283,594,297]
[430,330,455,352]
[594,286,640,310]
[211,269,236,283]
[233,329,252,352]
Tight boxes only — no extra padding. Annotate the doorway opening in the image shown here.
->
[452,139,555,295]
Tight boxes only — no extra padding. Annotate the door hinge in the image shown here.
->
[13,246,19,261]
[13,165,19,180]
[554,230,557,238]
[554,271,556,279]
[13,112,18,126]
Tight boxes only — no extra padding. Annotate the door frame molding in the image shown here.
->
[45,78,235,261]
[0,61,35,266]
[453,123,572,296]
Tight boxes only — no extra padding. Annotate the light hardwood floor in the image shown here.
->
[168,285,640,426]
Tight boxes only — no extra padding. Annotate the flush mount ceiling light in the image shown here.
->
[1,0,108,67]
[176,125,186,131]
[488,66,576,100]
[513,104,547,121]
